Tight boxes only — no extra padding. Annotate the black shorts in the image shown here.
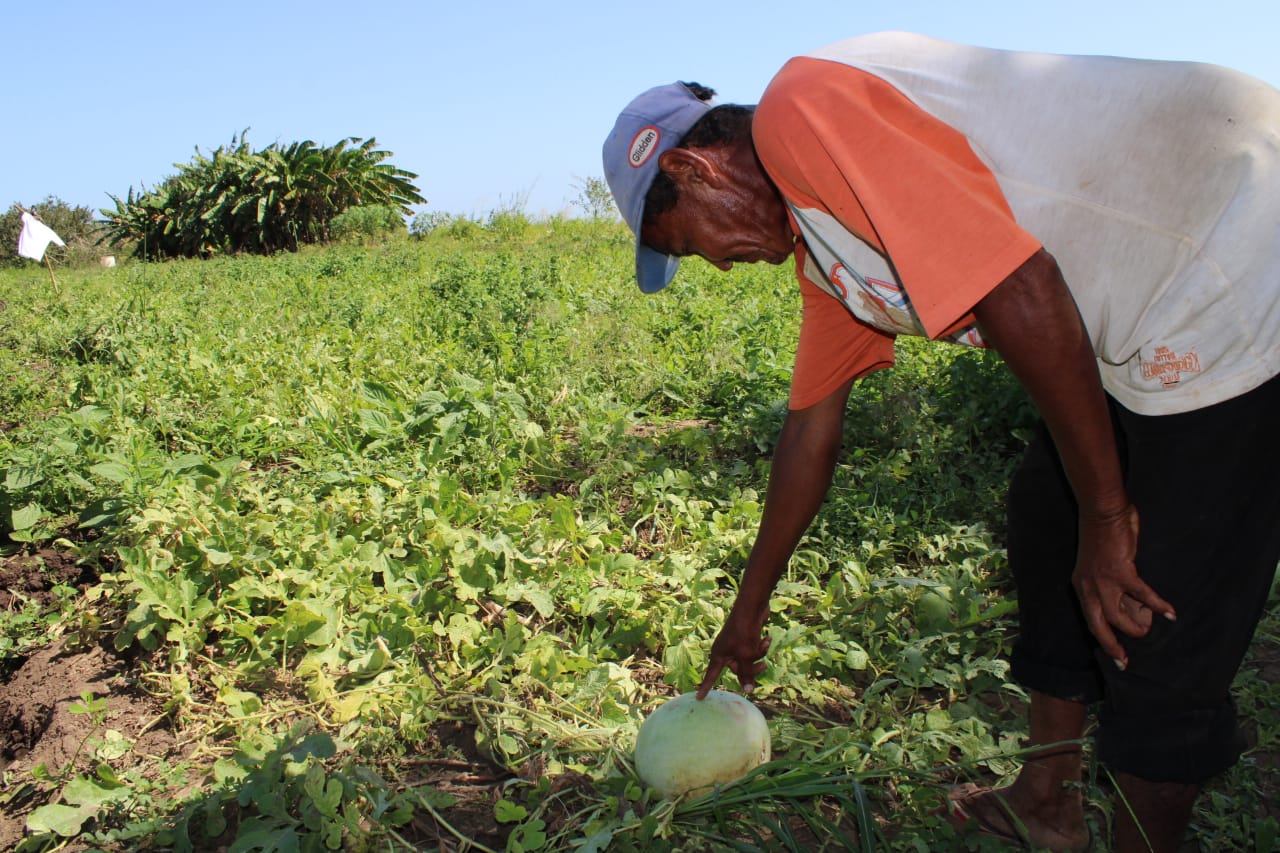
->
[1007,371,1280,784]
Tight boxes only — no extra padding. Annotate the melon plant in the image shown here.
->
[915,589,954,635]
[634,690,771,798]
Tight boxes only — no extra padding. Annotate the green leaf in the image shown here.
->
[925,709,952,731]
[280,601,328,644]
[78,497,126,528]
[4,466,42,490]
[10,503,42,531]
[494,799,527,823]
[316,779,343,818]
[204,796,228,838]
[94,730,132,761]
[303,763,328,804]
[26,803,89,837]
[511,818,547,851]
[228,825,301,853]
[218,685,263,718]
[549,500,578,538]
[89,461,132,483]
[214,758,248,784]
[845,643,870,671]
[1256,817,1278,853]
[358,409,394,437]
[454,556,498,598]
[287,733,337,762]
[323,818,343,850]
[62,773,129,808]
[202,547,234,566]
[578,823,618,853]
[496,580,556,620]
[347,644,389,678]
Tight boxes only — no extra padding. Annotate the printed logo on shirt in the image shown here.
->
[947,326,987,348]
[1141,346,1201,387]
[831,263,920,334]
[629,126,660,168]
[827,263,850,299]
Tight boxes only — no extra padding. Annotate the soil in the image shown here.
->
[396,719,515,851]
[0,643,185,851]
[0,545,95,616]
[0,544,181,851]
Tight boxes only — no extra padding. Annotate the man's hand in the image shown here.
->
[1071,503,1175,669]
[973,250,1175,670]
[696,605,771,699]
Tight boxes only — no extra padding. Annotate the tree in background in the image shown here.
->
[0,197,101,267]
[100,133,425,260]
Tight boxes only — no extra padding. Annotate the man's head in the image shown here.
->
[602,82,793,292]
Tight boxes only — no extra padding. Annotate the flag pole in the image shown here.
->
[44,254,60,295]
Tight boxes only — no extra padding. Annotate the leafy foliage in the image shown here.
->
[0,219,1275,851]
[410,209,482,240]
[329,204,406,242]
[99,133,425,259]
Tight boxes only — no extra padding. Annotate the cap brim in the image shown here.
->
[636,242,680,294]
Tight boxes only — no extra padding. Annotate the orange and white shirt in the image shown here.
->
[756,32,1280,415]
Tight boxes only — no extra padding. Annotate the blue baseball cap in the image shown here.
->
[602,82,713,293]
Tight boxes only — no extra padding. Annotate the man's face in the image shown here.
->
[640,153,794,273]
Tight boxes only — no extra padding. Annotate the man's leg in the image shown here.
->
[1112,772,1198,853]
[1098,373,1280,850]
[949,424,1096,849]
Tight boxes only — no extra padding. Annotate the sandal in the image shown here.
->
[943,783,1091,852]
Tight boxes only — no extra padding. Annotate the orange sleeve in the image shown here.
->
[789,241,895,410]
[756,56,1042,339]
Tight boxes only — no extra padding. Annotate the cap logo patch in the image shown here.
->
[628,126,660,168]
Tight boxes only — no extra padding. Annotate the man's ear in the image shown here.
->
[657,148,722,188]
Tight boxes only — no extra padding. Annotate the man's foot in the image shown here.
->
[946,782,1091,852]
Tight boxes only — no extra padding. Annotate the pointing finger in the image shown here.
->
[696,661,726,700]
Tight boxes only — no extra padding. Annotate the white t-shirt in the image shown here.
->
[757,31,1280,415]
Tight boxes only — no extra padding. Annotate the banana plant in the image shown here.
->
[99,132,425,259]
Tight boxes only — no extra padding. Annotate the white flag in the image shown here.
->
[17,212,65,262]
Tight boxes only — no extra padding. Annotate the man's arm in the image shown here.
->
[973,248,1174,668]
[696,376,855,698]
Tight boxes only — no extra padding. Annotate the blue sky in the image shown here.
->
[5,0,1278,219]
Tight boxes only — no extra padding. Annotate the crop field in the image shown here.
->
[0,217,1277,851]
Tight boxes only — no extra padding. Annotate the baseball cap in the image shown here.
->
[602,82,713,293]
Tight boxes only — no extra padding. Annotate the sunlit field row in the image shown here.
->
[1,217,1275,851]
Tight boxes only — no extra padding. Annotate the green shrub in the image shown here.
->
[410,210,481,239]
[329,205,406,242]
